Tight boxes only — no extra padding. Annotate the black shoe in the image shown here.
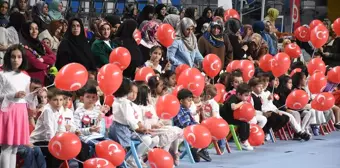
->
[293,132,302,140]
[300,132,311,141]
[190,148,200,162]
[197,149,212,162]
[334,123,340,130]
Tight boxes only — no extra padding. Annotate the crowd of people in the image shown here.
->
[0,0,340,168]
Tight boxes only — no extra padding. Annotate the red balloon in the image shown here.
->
[214,84,226,103]
[311,92,335,111]
[259,54,274,72]
[327,66,340,83]
[177,68,205,97]
[134,67,155,83]
[239,60,255,82]
[307,58,326,75]
[226,60,241,72]
[133,29,142,45]
[104,95,114,106]
[271,53,291,77]
[172,85,184,97]
[148,148,174,168]
[290,68,302,77]
[284,43,302,59]
[201,117,230,140]
[55,63,88,91]
[109,47,131,70]
[183,125,212,148]
[233,103,255,122]
[156,23,175,47]
[156,94,180,119]
[310,25,329,48]
[175,64,190,81]
[95,140,125,166]
[294,26,310,42]
[224,9,240,21]
[286,90,309,110]
[309,19,323,30]
[48,132,81,160]
[97,64,123,95]
[83,158,115,168]
[333,18,340,36]
[202,54,222,78]
[248,124,265,146]
[308,72,327,94]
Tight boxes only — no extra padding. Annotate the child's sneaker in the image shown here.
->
[241,141,254,151]
[197,149,212,162]
[311,125,320,136]
[265,134,271,141]
[334,123,340,130]
[190,148,200,162]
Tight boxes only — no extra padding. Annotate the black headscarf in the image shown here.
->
[20,21,45,55]
[116,19,138,39]
[7,12,26,32]
[104,15,121,27]
[225,18,242,35]
[56,18,96,71]
[184,7,196,24]
[196,7,212,34]
[137,5,155,25]
[155,4,167,21]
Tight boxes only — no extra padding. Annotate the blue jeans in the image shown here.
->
[217,139,226,149]
[17,146,46,168]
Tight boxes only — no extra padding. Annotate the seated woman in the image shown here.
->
[20,22,56,86]
[32,1,51,32]
[38,20,63,53]
[91,20,116,68]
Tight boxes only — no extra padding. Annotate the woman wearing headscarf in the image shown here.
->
[184,7,197,25]
[56,18,96,71]
[246,33,268,61]
[121,3,138,21]
[163,14,180,30]
[167,17,203,68]
[139,20,161,62]
[264,8,279,31]
[20,22,56,85]
[225,18,248,60]
[198,21,226,66]
[155,4,167,21]
[10,0,32,20]
[48,0,64,20]
[0,1,9,27]
[196,7,213,37]
[113,19,143,79]
[32,1,51,32]
[137,5,155,26]
[38,20,63,53]
[104,15,121,39]
[167,6,179,15]
[242,24,253,42]
[91,21,116,68]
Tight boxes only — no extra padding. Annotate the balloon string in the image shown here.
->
[27,83,55,96]
[72,158,84,164]
[277,105,286,110]
[311,48,317,58]
[132,130,153,151]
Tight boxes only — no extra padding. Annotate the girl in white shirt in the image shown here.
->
[109,78,157,168]
[144,46,163,73]
[0,45,40,168]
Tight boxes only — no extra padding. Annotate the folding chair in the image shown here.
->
[122,140,143,168]
[228,124,242,151]
[268,128,276,143]
[179,140,196,164]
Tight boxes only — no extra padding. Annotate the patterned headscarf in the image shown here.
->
[141,20,160,46]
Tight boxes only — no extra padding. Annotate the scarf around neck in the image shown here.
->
[176,17,197,51]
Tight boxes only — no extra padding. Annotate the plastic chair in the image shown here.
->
[115,0,126,15]
[269,128,276,143]
[123,140,143,168]
[179,140,196,164]
[229,124,242,151]
[94,0,105,14]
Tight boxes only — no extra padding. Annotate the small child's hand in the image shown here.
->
[26,143,34,148]
[100,105,110,114]
[89,125,100,133]
[268,94,274,100]
[65,124,71,131]
[75,130,81,136]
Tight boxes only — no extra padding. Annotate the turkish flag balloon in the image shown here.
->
[156,94,180,119]
[201,117,230,140]
[333,18,340,36]
[285,43,302,59]
[226,60,241,72]
[83,158,115,168]
[310,25,329,48]
[224,9,240,21]
[133,29,142,45]
[156,23,175,47]
[307,58,326,75]
[239,60,255,82]
[97,64,123,95]
[259,54,274,72]
[172,85,184,97]
[271,53,291,77]
[55,63,88,91]
[327,66,340,83]
[286,90,309,110]
[134,67,155,83]
[311,92,335,111]
[183,125,212,148]
[308,72,327,94]
[290,68,302,77]
[248,124,265,146]
[148,148,174,168]
[104,95,114,106]
[95,140,125,166]
[109,47,131,70]
[175,64,190,81]
[202,54,222,78]
[48,133,81,160]
[214,83,226,103]
[309,19,324,30]
[177,68,205,97]
[294,26,310,42]
[234,103,255,122]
